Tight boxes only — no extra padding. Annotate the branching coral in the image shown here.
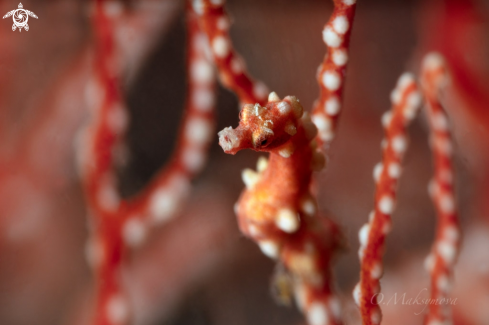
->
[354,54,460,325]
[79,1,216,323]
[192,0,269,105]
[1,0,486,324]
[79,1,464,325]
[421,54,460,325]
[311,0,356,146]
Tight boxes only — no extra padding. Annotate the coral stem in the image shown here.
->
[356,73,422,325]
[191,0,269,105]
[79,2,217,324]
[355,53,460,325]
[421,53,460,325]
[311,0,357,148]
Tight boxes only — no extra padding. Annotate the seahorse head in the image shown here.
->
[218,92,304,154]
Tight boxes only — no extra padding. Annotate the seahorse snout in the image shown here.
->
[218,126,252,154]
[218,127,239,151]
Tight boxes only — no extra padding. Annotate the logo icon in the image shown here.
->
[3,3,38,32]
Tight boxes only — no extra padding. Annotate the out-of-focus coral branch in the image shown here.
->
[354,53,460,325]
[191,0,269,105]
[311,0,356,148]
[421,53,460,325]
[78,1,216,324]
[354,72,422,325]
[418,0,489,218]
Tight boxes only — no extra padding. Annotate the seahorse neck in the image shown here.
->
[264,127,313,197]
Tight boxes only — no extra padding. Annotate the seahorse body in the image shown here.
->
[219,93,344,325]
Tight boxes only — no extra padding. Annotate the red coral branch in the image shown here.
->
[355,72,421,325]
[311,0,357,148]
[191,0,269,105]
[355,53,460,325]
[79,2,217,324]
[421,53,460,325]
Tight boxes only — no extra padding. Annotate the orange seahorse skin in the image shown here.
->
[219,93,344,325]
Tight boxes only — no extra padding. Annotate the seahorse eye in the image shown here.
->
[252,131,271,148]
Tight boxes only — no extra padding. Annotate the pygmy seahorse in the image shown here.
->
[218,92,345,325]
